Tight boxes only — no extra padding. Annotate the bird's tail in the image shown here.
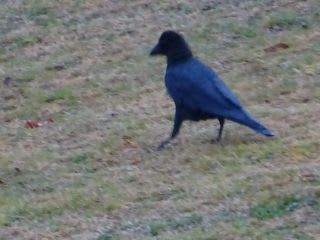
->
[227,110,274,137]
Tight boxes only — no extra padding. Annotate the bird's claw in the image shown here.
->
[210,139,217,144]
[211,137,221,144]
[157,144,165,151]
[157,139,171,151]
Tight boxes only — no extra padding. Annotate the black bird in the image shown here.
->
[150,31,274,150]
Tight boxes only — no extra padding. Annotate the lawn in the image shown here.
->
[0,0,319,239]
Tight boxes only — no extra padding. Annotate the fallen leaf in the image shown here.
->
[5,118,11,123]
[23,144,32,149]
[25,117,54,129]
[25,120,38,128]
[130,159,142,165]
[264,43,289,53]
[122,135,139,148]
[4,95,15,100]
[300,173,316,182]
[122,135,132,145]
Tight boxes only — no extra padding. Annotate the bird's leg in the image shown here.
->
[212,118,225,143]
[157,110,183,150]
[217,118,225,141]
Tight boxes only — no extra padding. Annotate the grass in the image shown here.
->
[96,233,113,240]
[267,11,308,29]
[0,0,320,239]
[43,87,77,104]
[250,195,311,219]
[26,0,59,28]
[15,70,37,82]
[222,23,257,38]
[149,221,166,236]
[12,35,42,48]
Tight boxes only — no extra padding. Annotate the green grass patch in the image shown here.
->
[1,184,122,226]
[277,78,297,95]
[190,155,220,172]
[286,141,319,161]
[25,0,59,28]
[165,227,218,240]
[148,214,203,236]
[0,191,63,226]
[44,87,77,104]
[259,225,315,240]
[221,22,257,38]
[0,194,24,226]
[168,214,203,229]
[70,152,92,164]
[267,11,308,29]
[190,141,283,176]
[27,2,49,18]
[250,195,317,220]
[254,75,298,102]
[0,46,5,54]
[15,70,37,82]
[96,233,113,240]
[150,221,167,236]
[10,86,77,119]
[12,35,41,48]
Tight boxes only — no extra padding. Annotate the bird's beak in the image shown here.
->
[150,43,161,56]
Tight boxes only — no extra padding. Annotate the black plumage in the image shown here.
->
[150,31,274,150]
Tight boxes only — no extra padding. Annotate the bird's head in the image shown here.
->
[150,31,193,62]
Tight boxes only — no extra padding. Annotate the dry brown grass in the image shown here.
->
[0,0,320,239]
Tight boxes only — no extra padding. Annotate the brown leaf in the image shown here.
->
[130,159,142,165]
[47,117,54,123]
[25,117,54,129]
[25,120,39,128]
[23,144,32,149]
[300,173,316,182]
[122,135,139,148]
[4,95,16,100]
[264,43,289,53]
[1,117,11,123]
[122,135,132,146]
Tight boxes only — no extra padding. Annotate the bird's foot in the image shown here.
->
[210,137,221,144]
[157,138,171,151]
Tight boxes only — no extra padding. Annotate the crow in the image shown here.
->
[150,31,274,150]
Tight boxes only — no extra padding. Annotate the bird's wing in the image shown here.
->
[165,59,243,117]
